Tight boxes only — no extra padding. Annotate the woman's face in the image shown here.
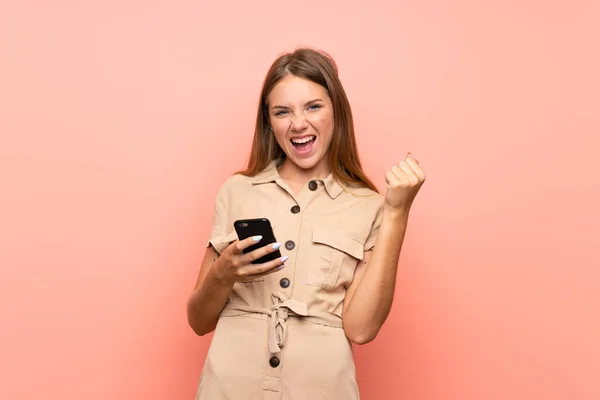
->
[267,74,334,173]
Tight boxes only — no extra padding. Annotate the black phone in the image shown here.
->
[233,218,281,264]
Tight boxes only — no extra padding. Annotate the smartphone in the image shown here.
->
[233,218,282,264]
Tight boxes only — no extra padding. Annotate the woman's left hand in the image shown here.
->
[384,153,426,212]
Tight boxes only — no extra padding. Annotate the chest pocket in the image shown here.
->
[308,228,364,291]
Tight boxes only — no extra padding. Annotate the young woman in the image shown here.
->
[187,48,426,399]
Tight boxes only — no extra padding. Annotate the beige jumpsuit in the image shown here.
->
[195,160,384,400]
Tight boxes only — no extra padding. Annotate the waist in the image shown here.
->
[220,302,343,329]
[221,294,343,353]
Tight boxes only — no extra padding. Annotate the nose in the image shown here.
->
[290,114,309,132]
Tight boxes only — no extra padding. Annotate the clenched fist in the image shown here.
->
[384,153,426,211]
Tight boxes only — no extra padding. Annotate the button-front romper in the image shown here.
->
[195,160,384,400]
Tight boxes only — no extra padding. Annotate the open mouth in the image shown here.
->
[290,135,316,153]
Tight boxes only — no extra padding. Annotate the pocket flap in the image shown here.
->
[312,228,364,260]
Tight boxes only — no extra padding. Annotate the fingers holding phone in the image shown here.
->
[234,235,285,264]
[211,220,288,285]
[234,236,289,279]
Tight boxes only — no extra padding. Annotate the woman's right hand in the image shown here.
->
[209,236,288,286]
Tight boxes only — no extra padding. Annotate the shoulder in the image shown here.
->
[341,183,384,207]
[336,183,385,225]
[216,173,254,194]
[211,174,252,208]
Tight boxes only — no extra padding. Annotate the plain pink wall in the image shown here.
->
[1,1,599,399]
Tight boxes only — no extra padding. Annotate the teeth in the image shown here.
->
[291,136,315,144]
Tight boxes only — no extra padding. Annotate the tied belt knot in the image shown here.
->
[268,293,307,353]
[219,293,343,353]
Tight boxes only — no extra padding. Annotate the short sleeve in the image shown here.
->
[363,200,384,252]
[206,179,234,255]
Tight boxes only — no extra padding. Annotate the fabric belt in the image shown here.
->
[220,293,343,353]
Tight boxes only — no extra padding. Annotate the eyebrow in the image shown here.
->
[271,99,324,109]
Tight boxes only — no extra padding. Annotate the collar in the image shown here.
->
[250,160,344,199]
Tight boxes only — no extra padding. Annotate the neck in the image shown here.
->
[278,158,330,186]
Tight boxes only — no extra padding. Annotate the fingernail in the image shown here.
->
[280,256,289,262]
[272,242,281,250]
[252,235,262,242]
[407,152,412,157]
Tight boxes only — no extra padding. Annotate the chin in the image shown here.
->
[295,159,320,170]
[283,151,320,170]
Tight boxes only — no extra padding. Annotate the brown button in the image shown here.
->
[290,205,300,214]
[269,356,280,368]
[285,240,295,250]
[308,180,318,191]
[280,277,290,288]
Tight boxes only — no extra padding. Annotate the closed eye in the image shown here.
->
[308,104,322,111]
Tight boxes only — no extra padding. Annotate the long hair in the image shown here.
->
[238,48,378,193]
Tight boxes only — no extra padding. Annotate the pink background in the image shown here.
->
[1,1,599,399]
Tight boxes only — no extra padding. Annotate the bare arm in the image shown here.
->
[342,206,409,344]
[342,153,425,344]
[186,246,233,336]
